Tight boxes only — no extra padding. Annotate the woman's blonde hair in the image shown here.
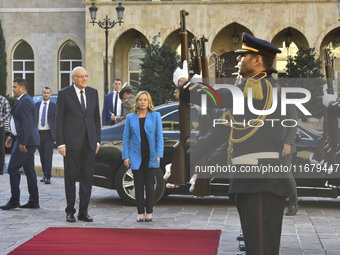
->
[132,91,155,113]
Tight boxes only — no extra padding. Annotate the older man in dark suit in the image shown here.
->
[36,87,56,185]
[0,78,40,210]
[56,66,101,223]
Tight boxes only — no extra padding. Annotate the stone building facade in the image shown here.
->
[0,0,339,108]
[0,0,85,96]
[85,0,340,103]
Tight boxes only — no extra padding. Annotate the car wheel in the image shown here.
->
[115,164,166,206]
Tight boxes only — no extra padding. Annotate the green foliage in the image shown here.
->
[282,46,324,119]
[0,21,7,96]
[6,95,16,108]
[139,34,180,106]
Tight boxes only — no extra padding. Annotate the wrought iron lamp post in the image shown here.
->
[89,2,125,95]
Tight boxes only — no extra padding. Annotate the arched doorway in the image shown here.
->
[211,23,252,79]
[272,27,309,77]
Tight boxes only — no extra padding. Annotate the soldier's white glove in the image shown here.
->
[192,71,202,83]
[323,84,337,107]
[173,60,189,87]
[163,164,171,180]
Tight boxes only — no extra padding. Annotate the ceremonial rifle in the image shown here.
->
[313,48,337,164]
[199,36,209,80]
[191,37,202,75]
[168,10,190,186]
[312,47,340,187]
[192,36,211,197]
[197,35,211,137]
[323,48,340,187]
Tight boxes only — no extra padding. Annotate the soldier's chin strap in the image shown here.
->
[221,77,274,165]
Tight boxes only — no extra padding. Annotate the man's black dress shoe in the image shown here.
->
[286,204,299,216]
[40,176,46,182]
[0,203,20,210]
[77,213,93,222]
[19,202,40,209]
[239,243,246,251]
[237,233,244,241]
[45,178,51,184]
[66,213,76,222]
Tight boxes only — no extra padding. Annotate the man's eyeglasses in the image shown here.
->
[73,75,89,79]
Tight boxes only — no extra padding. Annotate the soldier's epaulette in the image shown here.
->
[250,72,267,81]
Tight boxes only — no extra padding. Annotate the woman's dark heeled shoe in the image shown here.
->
[136,218,144,222]
[145,218,152,222]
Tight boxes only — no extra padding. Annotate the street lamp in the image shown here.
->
[232,30,239,45]
[285,28,293,49]
[89,2,125,95]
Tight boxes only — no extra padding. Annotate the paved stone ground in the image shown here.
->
[0,150,339,254]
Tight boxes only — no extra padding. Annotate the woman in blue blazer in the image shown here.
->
[122,91,163,222]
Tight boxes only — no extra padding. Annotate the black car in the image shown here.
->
[94,103,340,205]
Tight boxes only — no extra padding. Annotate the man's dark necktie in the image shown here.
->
[41,102,47,127]
[114,92,118,115]
[80,90,86,112]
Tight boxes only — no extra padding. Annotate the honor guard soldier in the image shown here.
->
[174,32,291,255]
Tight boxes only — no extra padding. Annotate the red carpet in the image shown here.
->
[9,227,221,255]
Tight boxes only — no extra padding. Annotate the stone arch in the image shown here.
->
[163,28,195,52]
[271,27,309,74]
[210,18,256,52]
[316,24,340,56]
[113,28,149,87]
[113,25,152,49]
[319,27,340,83]
[268,23,308,46]
[271,26,309,49]
[210,22,253,78]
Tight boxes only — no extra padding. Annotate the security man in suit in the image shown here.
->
[102,79,123,125]
[0,78,40,210]
[56,66,101,222]
[174,33,291,255]
[36,87,56,184]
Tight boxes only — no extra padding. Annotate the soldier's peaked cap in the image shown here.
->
[235,32,281,59]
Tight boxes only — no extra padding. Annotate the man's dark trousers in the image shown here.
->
[64,131,95,215]
[235,191,285,255]
[38,130,54,178]
[7,140,38,205]
[0,126,5,174]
